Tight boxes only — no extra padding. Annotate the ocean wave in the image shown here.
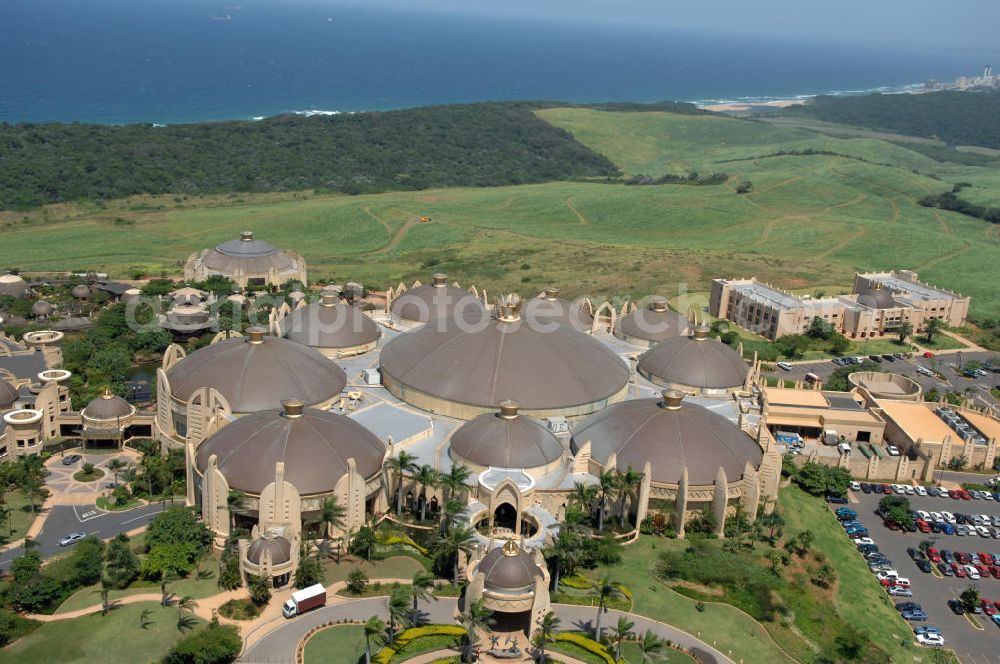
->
[693,81,924,107]
[294,109,343,117]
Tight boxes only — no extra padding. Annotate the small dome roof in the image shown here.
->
[0,380,18,410]
[71,284,91,299]
[450,401,563,469]
[380,297,629,415]
[280,293,380,350]
[571,391,762,485]
[479,541,543,591]
[246,532,291,565]
[615,298,690,344]
[636,326,748,390]
[0,274,29,299]
[201,231,296,275]
[196,401,385,495]
[524,288,594,333]
[857,284,897,310]
[167,328,347,413]
[31,301,53,317]
[83,389,134,420]
[390,274,485,323]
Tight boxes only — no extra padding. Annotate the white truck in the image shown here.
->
[282,583,327,618]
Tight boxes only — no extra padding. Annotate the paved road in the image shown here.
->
[239,598,733,664]
[0,501,166,571]
[850,490,1000,663]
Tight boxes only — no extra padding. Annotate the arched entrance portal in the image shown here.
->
[493,503,516,531]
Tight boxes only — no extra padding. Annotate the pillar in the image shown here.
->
[740,462,761,521]
[635,462,652,527]
[712,467,728,539]
[675,467,689,538]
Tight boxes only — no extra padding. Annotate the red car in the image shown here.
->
[953,563,968,577]
[956,552,972,564]
[990,566,1000,579]
[977,564,991,577]
[948,489,962,499]
[961,490,972,500]
[885,520,901,531]
[916,521,931,533]
[981,600,999,616]
[880,484,892,493]
[923,351,935,358]
[979,552,994,565]
[928,548,942,563]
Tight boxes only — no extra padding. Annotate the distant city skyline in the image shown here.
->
[316,0,1000,51]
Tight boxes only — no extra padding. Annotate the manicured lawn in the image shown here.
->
[95,495,142,511]
[72,468,104,482]
[302,624,366,664]
[619,641,699,664]
[0,490,41,545]
[919,334,968,351]
[0,602,203,664]
[321,554,427,584]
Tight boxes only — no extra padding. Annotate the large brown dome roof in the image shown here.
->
[0,274,29,299]
[390,274,485,324]
[478,541,543,591]
[636,328,748,390]
[523,288,594,334]
[246,532,292,565]
[168,329,346,413]
[83,389,134,420]
[450,402,563,469]
[0,380,17,410]
[201,231,296,275]
[195,402,385,495]
[615,298,689,344]
[571,392,762,485]
[380,301,629,416]
[280,294,381,350]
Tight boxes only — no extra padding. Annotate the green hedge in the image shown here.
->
[554,633,615,664]
[372,625,466,664]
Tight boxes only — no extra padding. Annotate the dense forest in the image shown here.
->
[784,91,1000,150]
[0,102,625,209]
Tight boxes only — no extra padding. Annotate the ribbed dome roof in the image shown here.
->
[524,288,594,334]
[280,293,380,350]
[196,401,385,495]
[478,541,543,591]
[201,231,296,275]
[856,284,897,310]
[615,298,690,344]
[450,401,563,469]
[246,532,292,565]
[167,329,346,413]
[71,284,91,299]
[380,298,629,415]
[83,389,134,420]
[0,274,29,299]
[636,327,748,390]
[571,391,762,485]
[31,301,53,317]
[0,380,18,410]
[390,274,485,324]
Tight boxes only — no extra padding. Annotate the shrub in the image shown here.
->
[346,569,369,594]
[560,574,594,590]
[553,633,615,664]
[166,621,242,664]
[372,625,468,664]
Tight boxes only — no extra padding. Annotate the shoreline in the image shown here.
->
[697,98,805,113]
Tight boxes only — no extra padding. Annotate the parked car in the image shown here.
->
[853,537,875,546]
[915,485,928,496]
[940,550,955,564]
[836,508,858,520]
[886,445,900,456]
[981,599,999,616]
[850,481,861,492]
[952,564,967,578]
[927,548,941,562]
[61,454,82,466]
[937,562,954,576]
[916,560,933,573]
[992,614,1000,627]
[869,355,884,364]
[947,599,966,614]
[58,532,86,547]
[888,585,913,597]
[966,564,981,580]
[901,609,928,621]
[896,601,921,613]
[907,548,924,561]
[777,361,792,371]
[826,494,849,504]
[923,351,935,358]
[916,633,945,646]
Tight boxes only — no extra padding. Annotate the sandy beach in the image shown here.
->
[699,98,805,113]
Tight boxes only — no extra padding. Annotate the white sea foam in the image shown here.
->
[294,109,342,117]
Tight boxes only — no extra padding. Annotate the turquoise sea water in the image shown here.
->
[1,0,997,125]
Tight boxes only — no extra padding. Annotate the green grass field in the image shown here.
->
[0,602,204,664]
[0,490,41,546]
[303,625,366,664]
[2,108,999,318]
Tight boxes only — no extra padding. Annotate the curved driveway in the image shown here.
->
[238,598,731,664]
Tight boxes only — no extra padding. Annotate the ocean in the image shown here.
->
[1,0,998,125]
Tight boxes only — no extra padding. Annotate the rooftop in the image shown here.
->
[962,410,1000,443]
[876,400,956,443]
[863,273,963,303]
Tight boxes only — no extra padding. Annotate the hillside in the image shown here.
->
[782,91,1000,150]
[0,103,618,209]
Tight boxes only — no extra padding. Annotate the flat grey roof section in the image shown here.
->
[0,353,47,381]
[0,337,24,353]
[823,393,865,411]
[348,401,433,447]
[729,281,803,311]
[870,275,960,302]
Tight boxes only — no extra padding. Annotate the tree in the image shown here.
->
[814,563,837,588]
[226,491,246,532]
[807,317,835,340]
[73,535,106,586]
[440,498,465,535]
[925,317,944,343]
[834,625,866,661]
[458,598,494,663]
[160,570,178,607]
[414,464,439,522]
[363,616,388,664]
[385,451,418,515]
[104,533,140,589]
[386,585,412,641]
[792,462,850,497]
[294,543,325,589]
[316,496,347,560]
[107,458,127,486]
[532,611,560,664]
[795,530,815,557]
[411,570,437,612]
[217,549,241,591]
[247,574,272,606]
[759,511,785,545]
[960,585,980,612]
[439,464,471,503]
[545,527,581,592]
[166,621,242,664]
[176,595,198,631]
[436,523,476,585]
[897,321,913,344]
[350,526,377,561]
[347,569,369,595]
[597,469,618,532]
[146,506,212,553]
[594,576,625,642]
[615,467,641,528]
[142,541,202,579]
[609,616,635,663]
[636,630,666,664]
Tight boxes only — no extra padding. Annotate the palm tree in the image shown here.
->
[160,570,178,607]
[411,570,437,612]
[459,598,495,663]
[609,616,635,662]
[385,451,418,515]
[533,611,560,664]
[0,501,11,538]
[597,469,618,532]
[23,535,40,551]
[414,464,438,522]
[386,585,412,641]
[594,576,625,642]
[226,490,247,531]
[439,464,471,502]
[636,630,666,664]
[571,481,598,513]
[545,527,580,593]
[759,511,785,545]
[897,321,913,345]
[440,497,465,535]
[437,523,477,585]
[318,496,347,560]
[925,317,944,343]
[616,467,641,528]
[363,616,388,664]
[107,458,127,486]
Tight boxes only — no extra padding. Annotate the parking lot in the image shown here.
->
[849,487,1000,663]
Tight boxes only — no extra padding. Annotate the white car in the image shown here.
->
[887,446,901,456]
[892,577,912,587]
[58,532,86,547]
[917,510,931,521]
[983,493,995,501]
[854,537,875,546]
[876,570,900,581]
[942,511,956,523]
[850,481,861,492]
[978,526,992,538]
[915,486,928,496]
[965,565,981,580]
[904,485,915,494]
[930,511,944,522]
[916,633,945,646]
